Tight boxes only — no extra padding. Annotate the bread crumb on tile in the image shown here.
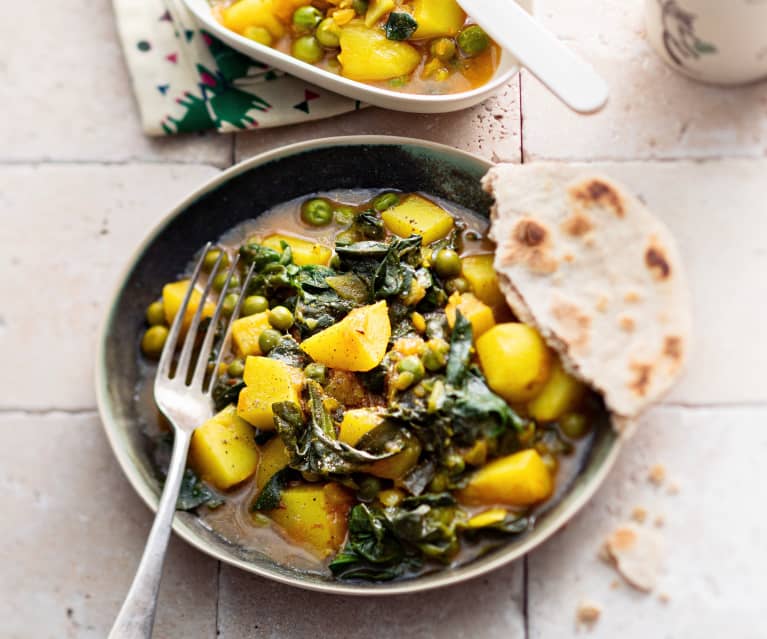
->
[610,579,621,590]
[648,464,666,486]
[576,600,602,628]
[631,506,647,524]
[604,523,664,592]
[666,481,680,495]
[658,592,671,604]
[654,514,665,528]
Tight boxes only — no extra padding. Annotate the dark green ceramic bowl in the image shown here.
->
[96,136,620,595]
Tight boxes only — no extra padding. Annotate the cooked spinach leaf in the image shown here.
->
[252,467,293,511]
[335,236,422,302]
[176,468,224,511]
[291,265,357,336]
[329,504,420,581]
[268,336,310,369]
[239,242,281,270]
[273,382,401,476]
[353,211,385,240]
[212,379,245,411]
[446,310,472,386]
[385,12,418,40]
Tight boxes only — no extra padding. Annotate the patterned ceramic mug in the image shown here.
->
[645,0,767,85]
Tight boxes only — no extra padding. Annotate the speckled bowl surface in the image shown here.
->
[96,136,620,595]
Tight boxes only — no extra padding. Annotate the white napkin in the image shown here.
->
[113,0,360,135]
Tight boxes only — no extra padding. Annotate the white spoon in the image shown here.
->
[457,0,609,113]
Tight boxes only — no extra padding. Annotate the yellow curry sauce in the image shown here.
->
[136,190,602,581]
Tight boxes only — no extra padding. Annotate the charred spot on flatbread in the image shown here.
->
[550,297,592,353]
[663,336,683,362]
[618,314,635,332]
[561,212,594,237]
[569,178,625,218]
[629,361,653,397]
[645,244,671,281]
[500,218,558,274]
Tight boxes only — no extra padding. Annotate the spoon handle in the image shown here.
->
[108,429,192,639]
[457,0,608,113]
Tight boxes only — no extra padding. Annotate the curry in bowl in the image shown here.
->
[137,188,604,581]
[212,0,500,94]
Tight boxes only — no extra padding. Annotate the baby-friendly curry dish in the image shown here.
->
[139,190,603,581]
[212,0,500,94]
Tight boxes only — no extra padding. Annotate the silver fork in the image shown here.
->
[109,244,253,639]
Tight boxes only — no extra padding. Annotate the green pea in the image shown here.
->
[301,198,333,226]
[423,343,448,372]
[292,35,323,63]
[335,230,355,246]
[212,271,239,292]
[304,362,328,384]
[268,306,294,330]
[560,413,589,439]
[258,328,281,354]
[221,292,239,316]
[430,37,456,61]
[315,18,341,48]
[444,453,465,475]
[357,476,382,503]
[445,276,469,294]
[145,301,166,326]
[227,359,245,378]
[457,25,490,57]
[241,295,269,316]
[396,355,425,382]
[329,254,342,270]
[243,25,273,46]
[434,248,462,278]
[334,205,356,226]
[429,472,449,492]
[292,5,323,31]
[372,192,400,211]
[141,325,168,359]
[203,248,227,271]
[394,371,415,391]
[352,0,368,15]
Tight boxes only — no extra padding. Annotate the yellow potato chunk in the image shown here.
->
[338,407,386,446]
[445,292,496,339]
[527,360,585,422]
[412,0,466,39]
[338,23,421,82]
[222,0,285,37]
[476,323,552,403]
[300,301,391,372]
[268,484,353,558]
[364,0,396,27]
[382,194,454,245]
[190,406,259,490]
[338,408,422,480]
[162,280,215,333]
[231,311,271,357]
[261,234,332,267]
[461,254,507,309]
[458,449,553,506]
[255,435,291,491]
[237,357,303,430]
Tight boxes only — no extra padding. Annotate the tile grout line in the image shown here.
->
[519,71,525,165]
[0,158,230,169]
[214,560,222,638]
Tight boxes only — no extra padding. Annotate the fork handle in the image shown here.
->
[109,429,192,639]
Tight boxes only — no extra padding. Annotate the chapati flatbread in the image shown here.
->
[482,163,691,423]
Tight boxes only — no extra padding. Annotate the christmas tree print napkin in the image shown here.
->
[113,0,361,135]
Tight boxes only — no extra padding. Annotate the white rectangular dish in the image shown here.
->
[182,0,529,113]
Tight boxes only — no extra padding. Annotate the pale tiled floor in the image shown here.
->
[1,1,766,638]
